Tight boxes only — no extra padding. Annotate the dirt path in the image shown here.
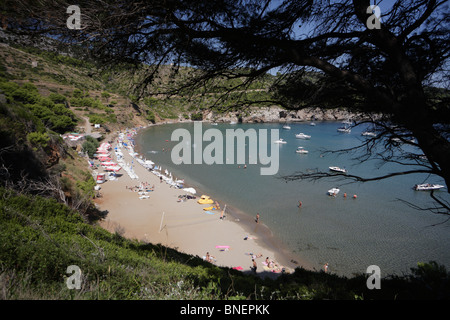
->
[82,116,92,134]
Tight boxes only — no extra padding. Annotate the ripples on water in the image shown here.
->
[135,122,450,277]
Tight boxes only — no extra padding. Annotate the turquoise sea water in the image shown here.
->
[134,122,450,277]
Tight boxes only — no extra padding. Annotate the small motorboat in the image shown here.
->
[361,131,377,137]
[414,183,445,191]
[282,124,291,130]
[327,188,340,196]
[337,126,351,133]
[296,147,308,154]
[274,138,287,144]
[295,133,311,139]
[310,122,316,126]
[329,166,347,173]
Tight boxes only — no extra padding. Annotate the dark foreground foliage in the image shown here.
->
[1,186,449,300]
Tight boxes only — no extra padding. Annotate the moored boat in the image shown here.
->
[327,188,340,196]
[329,166,347,173]
[296,147,308,154]
[337,126,351,133]
[295,133,311,139]
[361,131,377,137]
[414,183,445,191]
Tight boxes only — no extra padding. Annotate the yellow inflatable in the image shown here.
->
[203,205,220,211]
[197,195,214,204]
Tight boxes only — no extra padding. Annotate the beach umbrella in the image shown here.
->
[105,166,121,172]
[101,161,117,166]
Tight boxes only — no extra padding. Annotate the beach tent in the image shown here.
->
[183,187,196,194]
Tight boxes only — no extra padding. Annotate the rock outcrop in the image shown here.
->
[203,106,369,123]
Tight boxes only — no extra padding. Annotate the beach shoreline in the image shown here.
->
[94,126,314,278]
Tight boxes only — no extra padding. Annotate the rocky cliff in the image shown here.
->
[203,106,369,123]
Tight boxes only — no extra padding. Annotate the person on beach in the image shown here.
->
[251,259,257,273]
[298,200,302,208]
[246,253,262,259]
[324,263,329,273]
[255,213,260,223]
[205,252,215,263]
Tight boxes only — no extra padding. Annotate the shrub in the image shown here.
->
[27,131,50,149]
[191,112,203,121]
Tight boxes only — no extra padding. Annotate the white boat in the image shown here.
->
[282,124,291,130]
[310,122,316,126]
[327,188,340,196]
[361,131,377,137]
[337,126,351,133]
[414,183,445,191]
[295,133,311,139]
[274,138,287,144]
[296,147,308,154]
[329,166,347,173]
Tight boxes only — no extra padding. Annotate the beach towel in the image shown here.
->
[204,211,217,214]
[232,266,243,271]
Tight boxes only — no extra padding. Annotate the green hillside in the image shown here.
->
[0,42,278,127]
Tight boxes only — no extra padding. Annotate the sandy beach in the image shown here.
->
[95,128,311,277]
